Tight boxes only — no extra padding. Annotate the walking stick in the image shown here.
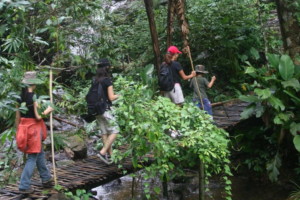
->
[49,69,57,185]
[186,47,206,200]
[186,46,205,109]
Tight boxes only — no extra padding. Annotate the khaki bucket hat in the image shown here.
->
[195,65,208,74]
[22,71,43,85]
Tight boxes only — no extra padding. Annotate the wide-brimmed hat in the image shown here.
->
[195,65,208,74]
[22,71,43,85]
[167,46,182,54]
[97,58,111,68]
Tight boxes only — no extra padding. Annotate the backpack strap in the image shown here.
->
[97,80,109,110]
[97,81,103,99]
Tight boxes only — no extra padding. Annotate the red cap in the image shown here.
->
[167,46,182,54]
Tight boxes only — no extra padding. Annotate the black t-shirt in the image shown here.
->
[169,61,183,84]
[100,77,113,109]
[17,92,35,118]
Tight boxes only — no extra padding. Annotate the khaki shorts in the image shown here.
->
[164,83,184,104]
[96,110,120,135]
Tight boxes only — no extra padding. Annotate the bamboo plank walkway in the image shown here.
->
[0,99,248,200]
[0,155,137,200]
[213,99,249,129]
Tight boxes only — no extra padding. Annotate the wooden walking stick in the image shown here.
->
[49,69,57,185]
[186,46,206,200]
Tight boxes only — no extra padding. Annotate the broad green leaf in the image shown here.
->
[295,64,300,77]
[154,186,161,194]
[290,122,300,136]
[293,135,300,152]
[254,88,271,99]
[263,74,278,81]
[281,78,300,91]
[240,106,255,119]
[283,90,300,104]
[279,55,294,80]
[267,53,280,69]
[250,47,260,60]
[266,153,281,182]
[239,95,259,103]
[255,105,265,118]
[273,113,291,125]
[245,67,256,74]
[268,96,285,111]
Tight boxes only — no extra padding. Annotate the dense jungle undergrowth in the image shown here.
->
[1,0,300,199]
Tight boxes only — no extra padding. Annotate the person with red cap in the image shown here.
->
[161,45,196,105]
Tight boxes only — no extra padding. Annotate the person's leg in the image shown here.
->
[193,98,201,109]
[100,133,118,155]
[36,149,51,183]
[203,98,213,116]
[19,153,38,190]
[101,134,112,155]
[96,115,109,155]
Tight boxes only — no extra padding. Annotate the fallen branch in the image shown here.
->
[211,98,239,107]
[53,116,79,128]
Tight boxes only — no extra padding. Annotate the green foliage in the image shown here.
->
[55,80,89,115]
[240,54,300,181]
[231,121,277,174]
[186,0,262,85]
[53,134,66,151]
[112,75,232,199]
[289,181,300,200]
[65,189,92,200]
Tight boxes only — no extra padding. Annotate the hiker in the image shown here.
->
[190,65,216,116]
[16,71,54,194]
[94,59,120,164]
[161,45,196,105]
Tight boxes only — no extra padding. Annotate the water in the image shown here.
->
[91,171,291,200]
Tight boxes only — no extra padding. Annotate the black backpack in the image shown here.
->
[86,80,108,117]
[158,63,174,91]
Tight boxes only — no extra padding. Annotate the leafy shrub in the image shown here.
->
[112,74,232,199]
[240,54,300,181]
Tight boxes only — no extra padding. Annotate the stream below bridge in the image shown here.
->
[91,170,290,200]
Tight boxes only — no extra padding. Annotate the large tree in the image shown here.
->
[275,0,300,63]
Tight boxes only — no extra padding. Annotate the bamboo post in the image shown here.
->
[131,176,135,199]
[49,69,57,185]
[199,159,205,200]
[162,174,168,198]
[186,47,205,109]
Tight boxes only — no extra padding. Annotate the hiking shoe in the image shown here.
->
[106,154,112,162]
[19,188,34,194]
[168,129,183,138]
[97,153,113,165]
[42,177,54,188]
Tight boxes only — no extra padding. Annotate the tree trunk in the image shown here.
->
[144,0,161,73]
[175,0,189,48]
[167,0,175,48]
[275,0,300,64]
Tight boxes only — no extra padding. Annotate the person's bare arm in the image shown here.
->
[207,76,216,88]
[34,102,54,120]
[179,70,196,80]
[33,102,42,120]
[107,86,119,101]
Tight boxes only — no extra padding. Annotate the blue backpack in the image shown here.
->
[158,63,175,91]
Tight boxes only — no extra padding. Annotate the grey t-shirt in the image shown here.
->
[191,76,209,100]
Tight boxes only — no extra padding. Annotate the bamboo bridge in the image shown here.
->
[0,99,249,200]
